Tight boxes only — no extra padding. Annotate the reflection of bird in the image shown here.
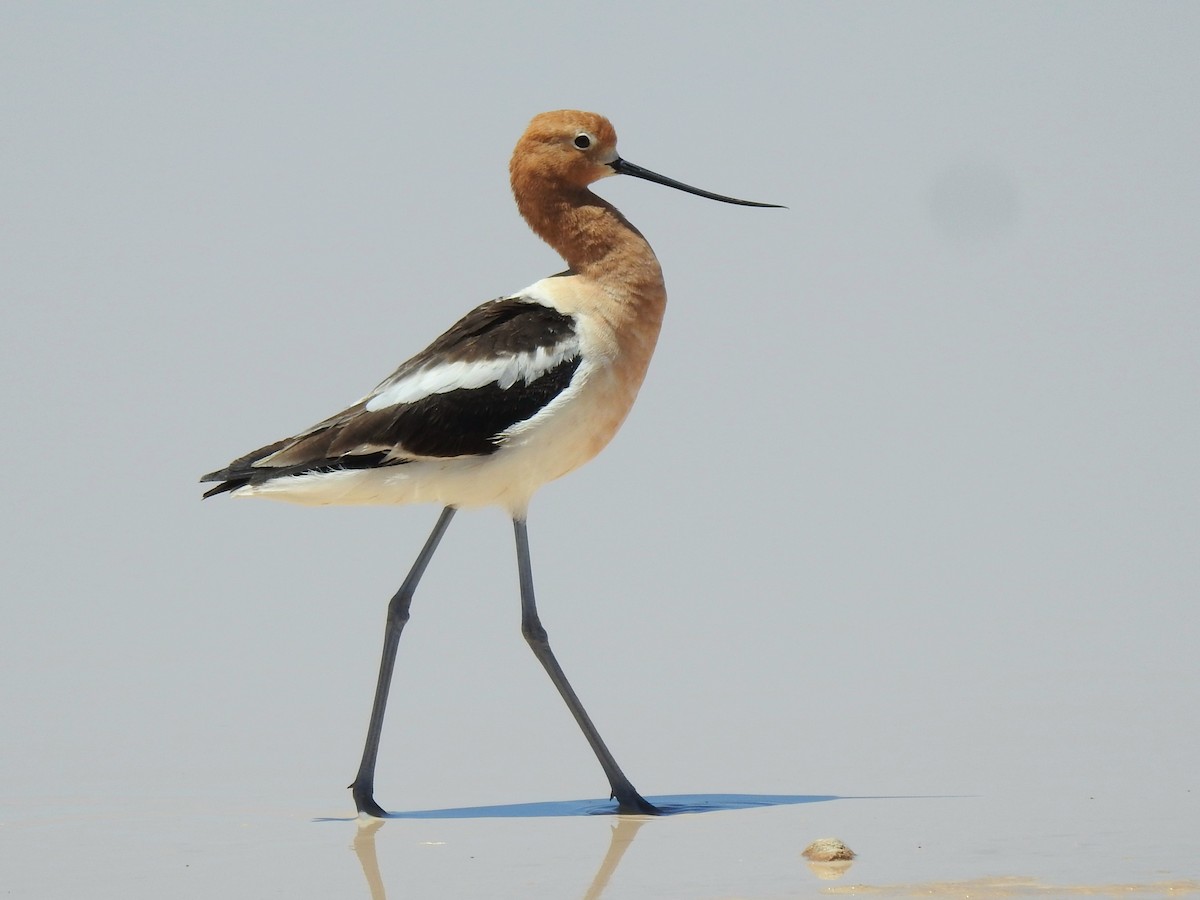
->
[202,110,780,816]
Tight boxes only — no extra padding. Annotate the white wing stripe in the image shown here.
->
[365,339,580,412]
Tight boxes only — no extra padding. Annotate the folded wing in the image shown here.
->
[201,296,582,497]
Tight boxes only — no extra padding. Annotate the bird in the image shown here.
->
[201,110,781,817]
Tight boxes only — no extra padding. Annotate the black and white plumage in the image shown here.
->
[202,283,600,512]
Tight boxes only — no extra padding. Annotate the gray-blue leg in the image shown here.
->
[351,506,457,816]
[513,517,660,814]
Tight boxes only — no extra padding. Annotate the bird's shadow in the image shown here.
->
[328,793,956,898]
[316,792,838,821]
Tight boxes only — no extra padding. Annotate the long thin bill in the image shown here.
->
[611,158,783,208]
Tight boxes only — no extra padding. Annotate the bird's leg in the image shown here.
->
[512,518,660,815]
[350,505,457,817]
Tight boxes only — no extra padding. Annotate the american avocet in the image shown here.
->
[202,110,780,816]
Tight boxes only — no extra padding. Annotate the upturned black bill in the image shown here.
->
[611,158,783,208]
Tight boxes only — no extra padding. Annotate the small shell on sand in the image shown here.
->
[802,838,856,862]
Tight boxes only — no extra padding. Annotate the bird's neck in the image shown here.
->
[517,187,666,301]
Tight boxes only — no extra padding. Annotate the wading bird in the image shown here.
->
[202,110,780,816]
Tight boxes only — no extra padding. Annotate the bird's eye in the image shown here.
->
[573,133,592,150]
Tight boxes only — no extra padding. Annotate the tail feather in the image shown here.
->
[201,477,249,498]
[201,440,399,499]
[199,436,293,499]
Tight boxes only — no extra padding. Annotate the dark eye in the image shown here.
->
[573,133,592,150]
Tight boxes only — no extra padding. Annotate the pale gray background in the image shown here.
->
[2,3,1197,897]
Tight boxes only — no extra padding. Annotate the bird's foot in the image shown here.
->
[613,787,662,815]
[350,781,389,818]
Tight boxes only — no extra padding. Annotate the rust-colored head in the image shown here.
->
[510,109,784,211]
[510,110,620,197]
